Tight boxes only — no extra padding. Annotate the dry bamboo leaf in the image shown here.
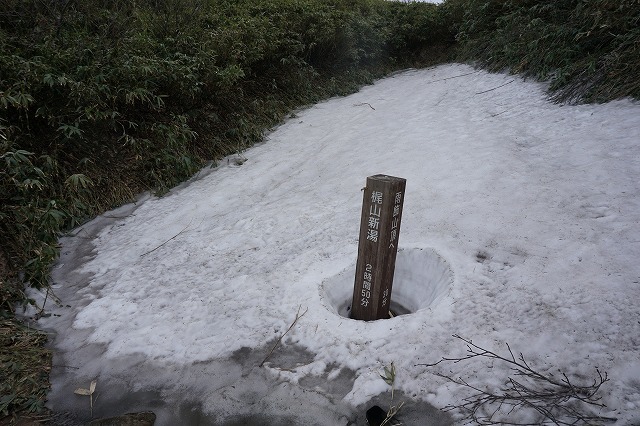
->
[74,388,91,396]
[89,380,97,394]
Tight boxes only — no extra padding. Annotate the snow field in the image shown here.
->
[38,64,640,424]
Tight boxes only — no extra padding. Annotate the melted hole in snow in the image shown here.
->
[320,247,453,319]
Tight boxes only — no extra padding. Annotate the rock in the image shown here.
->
[88,412,155,426]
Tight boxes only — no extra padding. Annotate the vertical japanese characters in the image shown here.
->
[381,190,403,309]
[367,190,383,243]
[389,191,402,249]
[361,191,383,308]
[351,175,406,321]
[361,263,373,307]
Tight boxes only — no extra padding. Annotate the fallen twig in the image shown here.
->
[353,102,376,110]
[140,219,193,257]
[475,80,515,95]
[417,334,616,425]
[260,305,308,367]
[424,70,481,84]
[33,287,62,320]
[380,401,404,426]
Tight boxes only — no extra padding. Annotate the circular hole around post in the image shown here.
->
[320,247,453,320]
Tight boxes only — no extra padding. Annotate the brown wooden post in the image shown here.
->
[351,175,406,321]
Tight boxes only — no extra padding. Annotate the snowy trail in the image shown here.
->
[37,64,640,425]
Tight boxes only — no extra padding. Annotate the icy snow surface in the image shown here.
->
[38,64,640,425]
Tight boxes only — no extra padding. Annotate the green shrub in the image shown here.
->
[451,0,640,102]
[0,0,456,296]
[386,2,452,55]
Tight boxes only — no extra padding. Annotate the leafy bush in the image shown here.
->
[386,1,454,58]
[451,0,640,102]
[0,0,455,296]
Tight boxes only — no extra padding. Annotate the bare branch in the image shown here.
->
[140,219,194,257]
[259,305,308,367]
[475,80,515,95]
[417,335,616,425]
[353,102,376,110]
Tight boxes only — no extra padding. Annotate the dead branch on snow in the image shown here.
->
[416,334,616,425]
[259,305,308,367]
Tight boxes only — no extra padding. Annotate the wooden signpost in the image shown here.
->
[351,175,406,321]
